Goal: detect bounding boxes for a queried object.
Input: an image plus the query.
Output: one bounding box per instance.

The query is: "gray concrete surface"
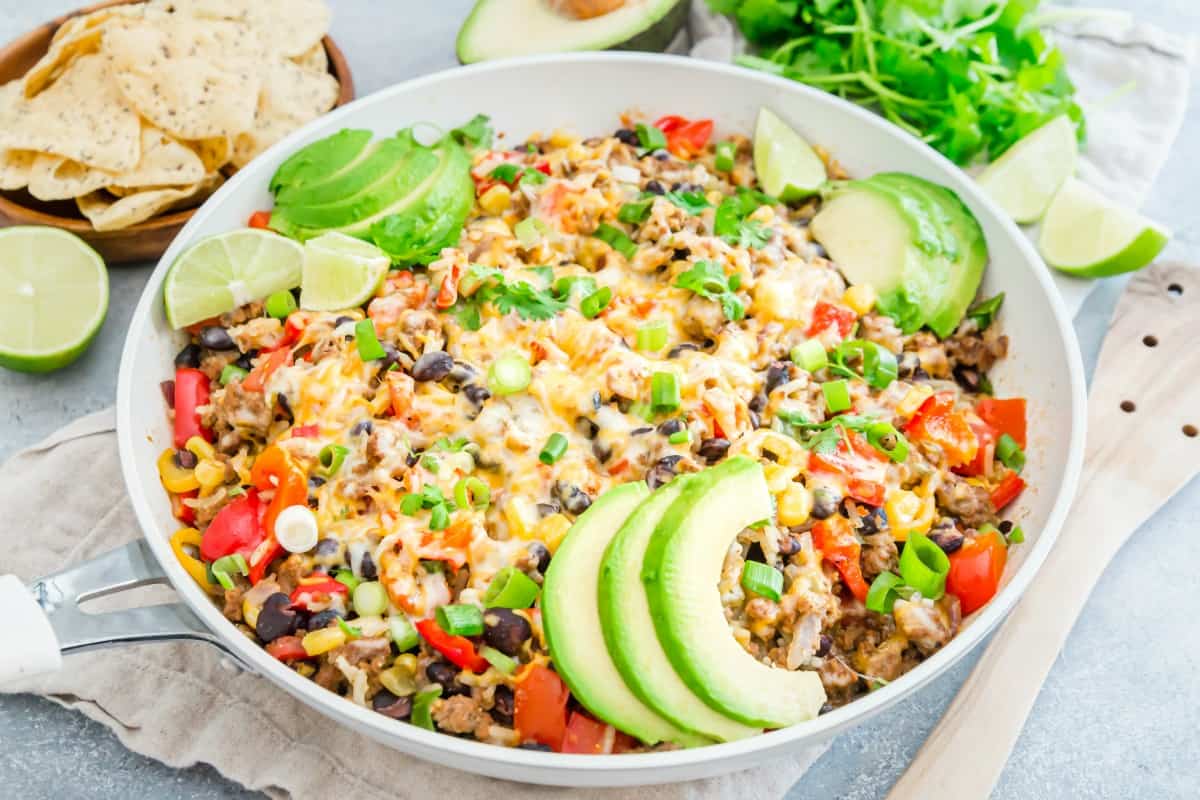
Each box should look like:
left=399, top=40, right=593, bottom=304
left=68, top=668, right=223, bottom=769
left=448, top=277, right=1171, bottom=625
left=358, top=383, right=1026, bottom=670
left=1, top=1, right=1197, bottom=798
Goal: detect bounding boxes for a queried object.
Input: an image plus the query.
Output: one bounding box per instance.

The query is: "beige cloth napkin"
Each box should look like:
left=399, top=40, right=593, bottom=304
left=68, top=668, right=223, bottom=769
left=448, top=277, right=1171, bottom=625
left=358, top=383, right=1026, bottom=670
left=0, top=410, right=824, bottom=799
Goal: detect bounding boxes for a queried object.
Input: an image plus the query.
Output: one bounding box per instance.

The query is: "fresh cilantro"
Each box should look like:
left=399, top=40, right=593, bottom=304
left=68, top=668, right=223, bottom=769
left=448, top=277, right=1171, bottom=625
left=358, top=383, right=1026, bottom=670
left=420, top=454, right=440, bottom=473
left=966, top=292, right=1005, bottom=330
left=448, top=264, right=567, bottom=327
left=618, top=199, right=654, bottom=224
left=520, top=167, right=547, bottom=186
left=489, top=163, right=523, bottom=184
left=674, top=260, right=745, bottom=321
left=776, top=412, right=910, bottom=463
left=434, top=436, right=470, bottom=452
left=526, top=265, right=554, bottom=285
left=661, top=190, right=712, bottom=214
left=449, top=114, right=493, bottom=149
left=552, top=275, right=598, bottom=301
left=713, top=188, right=775, bottom=249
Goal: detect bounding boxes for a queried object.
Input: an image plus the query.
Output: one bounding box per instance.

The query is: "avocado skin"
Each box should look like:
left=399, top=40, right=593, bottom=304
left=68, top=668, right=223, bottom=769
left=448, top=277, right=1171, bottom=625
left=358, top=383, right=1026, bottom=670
left=611, top=0, right=691, bottom=54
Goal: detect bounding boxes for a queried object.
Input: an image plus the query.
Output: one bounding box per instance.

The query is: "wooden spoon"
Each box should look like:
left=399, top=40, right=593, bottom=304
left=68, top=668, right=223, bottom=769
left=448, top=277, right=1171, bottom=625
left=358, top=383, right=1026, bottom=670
left=888, top=262, right=1200, bottom=799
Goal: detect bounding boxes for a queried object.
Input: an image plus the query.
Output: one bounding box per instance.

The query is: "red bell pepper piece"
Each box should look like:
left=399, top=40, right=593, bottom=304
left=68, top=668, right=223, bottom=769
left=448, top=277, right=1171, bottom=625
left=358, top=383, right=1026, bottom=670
left=806, top=300, right=857, bottom=339
left=808, top=430, right=889, bottom=488
left=653, top=115, right=687, bottom=133
left=247, top=210, right=272, bottom=229
left=990, top=470, right=1025, bottom=511
left=812, top=517, right=871, bottom=601
left=976, top=397, right=1027, bottom=449
left=243, top=348, right=292, bottom=393
left=266, top=635, right=309, bottom=661
left=289, top=424, right=320, bottom=438
left=171, top=489, right=198, bottom=525
left=514, top=664, right=570, bottom=751
left=173, top=368, right=212, bottom=449
left=534, top=162, right=551, bottom=176
left=652, top=115, right=714, bottom=158
left=905, top=391, right=979, bottom=468
left=415, top=618, right=489, bottom=673
left=200, top=490, right=263, bottom=562
left=957, top=417, right=998, bottom=477
left=562, top=712, right=611, bottom=755
left=946, top=529, right=1007, bottom=615
left=435, top=263, right=462, bottom=309
left=289, top=576, right=350, bottom=609
left=846, top=478, right=886, bottom=507
left=248, top=445, right=308, bottom=583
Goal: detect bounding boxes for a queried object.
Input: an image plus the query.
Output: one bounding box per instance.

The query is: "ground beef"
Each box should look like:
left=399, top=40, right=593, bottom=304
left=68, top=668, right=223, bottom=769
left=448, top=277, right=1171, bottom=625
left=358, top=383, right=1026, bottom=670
left=860, top=533, right=899, bottom=581
left=904, top=331, right=951, bottom=379
left=894, top=595, right=961, bottom=655
left=858, top=313, right=904, bottom=354
left=202, top=381, right=273, bottom=446
left=852, top=634, right=907, bottom=683
left=220, top=301, right=264, bottom=327
left=945, top=320, right=1009, bottom=373
left=314, top=660, right=342, bottom=691
left=935, top=473, right=995, bottom=528
left=331, top=637, right=391, bottom=678
left=274, top=554, right=307, bottom=596
left=817, top=657, right=860, bottom=703
left=433, top=694, right=488, bottom=736
left=199, top=351, right=237, bottom=382
left=186, top=487, right=232, bottom=528
left=222, top=586, right=245, bottom=622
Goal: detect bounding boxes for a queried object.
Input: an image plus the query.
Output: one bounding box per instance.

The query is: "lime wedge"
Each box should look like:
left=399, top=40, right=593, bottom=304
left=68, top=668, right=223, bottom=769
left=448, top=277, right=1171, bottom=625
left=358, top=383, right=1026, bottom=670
left=299, top=232, right=390, bottom=311
left=0, top=227, right=108, bottom=373
left=1039, top=178, right=1169, bottom=277
left=754, top=107, right=827, bottom=202
left=977, top=115, right=1077, bottom=224
left=164, top=229, right=303, bottom=329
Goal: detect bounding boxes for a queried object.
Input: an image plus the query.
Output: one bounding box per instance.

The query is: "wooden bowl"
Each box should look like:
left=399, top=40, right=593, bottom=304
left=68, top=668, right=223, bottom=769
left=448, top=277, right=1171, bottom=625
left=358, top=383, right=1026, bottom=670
left=0, top=0, right=355, bottom=264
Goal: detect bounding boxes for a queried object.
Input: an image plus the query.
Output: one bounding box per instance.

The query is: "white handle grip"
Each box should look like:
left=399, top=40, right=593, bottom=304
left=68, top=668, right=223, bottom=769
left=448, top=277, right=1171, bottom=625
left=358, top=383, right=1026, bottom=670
left=0, top=574, right=63, bottom=684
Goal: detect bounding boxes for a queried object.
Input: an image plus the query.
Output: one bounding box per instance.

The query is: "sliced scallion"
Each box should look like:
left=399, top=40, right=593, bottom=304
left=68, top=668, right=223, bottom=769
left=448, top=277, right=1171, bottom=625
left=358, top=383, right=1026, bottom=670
left=513, top=217, right=543, bottom=248
left=636, top=319, right=668, bottom=352
left=454, top=476, right=490, bottom=510
left=337, top=617, right=362, bottom=638
left=865, top=421, right=910, bottom=463
left=714, top=140, right=737, bottom=172
left=333, top=569, right=360, bottom=593
left=488, top=352, right=531, bottom=395
left=411, top=686, right=442, bottom=730
left=210, top=553, right=248, bottom=590
left=318, top=444, right=349, bottom=477
left=480, top=645, right=518, bottom=675
left=668, top=429, right=690, bottom=445
left=790, top=339, right=828, bottom=372
left=354, top=318, right=386, bottom=361
left=580, top=286, right=613, bottom=319
left=866, top=571, right=904, bottom=614
left=482, top=566, right=540, bottom=609
left=996, top=433, right=1025, bottom=473
left=436, top=603, right=484, bottom=637
left=898, top=531, right=950, bottom=599
left=740, top=560, right=784, bottom=601
left=592, top=223, right=637, bottom=259
left=352, top=581, right=388, bottom=616
left=539, top=432, right=568, bottom=465
left=265, top=290, right=297, bottom=319
left=618, top=199, right=653, bottom=225
left=389, top=615, right=420, bottom=651
left=219, top=364, right=248, bottom=385
left=651, top=372, right=681, bottom=412
left=822, top=379, right=852, bottom=413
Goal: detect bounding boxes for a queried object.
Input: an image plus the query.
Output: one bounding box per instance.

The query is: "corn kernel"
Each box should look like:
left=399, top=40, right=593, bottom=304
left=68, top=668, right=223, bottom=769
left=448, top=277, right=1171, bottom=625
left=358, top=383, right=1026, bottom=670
left=897, top=384, right=934, bottom=417
left=503, top=495, right=539, bottom=540
left=302, top=627, right=347, bottom=656
left=549, top=128, right=579, bottom=148
left=185, top=436, right=216, bottom=462
left=394, top=653, right=419, bottom=675
left=479, top=184, right=511, bottom=215
left=157, top=448, right=200, bottom=493
left=378, top=665, right=416, bottom=697
left=777, top=483, right=813, bottom=527
left=843, top=284, right=877, bottom=316
left=536, top=513, right=572, bottom=554
left=763, top=462, right=801, bottom=493
left=194, top=459, right=226, bottom=491
left=242, top=598, right=261, bottom=630
left=885, top=489, right=936, bottom=542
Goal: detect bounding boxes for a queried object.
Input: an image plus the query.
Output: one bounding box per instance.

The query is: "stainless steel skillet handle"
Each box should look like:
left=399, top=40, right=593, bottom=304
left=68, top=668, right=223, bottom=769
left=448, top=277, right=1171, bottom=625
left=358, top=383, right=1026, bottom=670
left=0, top=539, right=246, bottom=684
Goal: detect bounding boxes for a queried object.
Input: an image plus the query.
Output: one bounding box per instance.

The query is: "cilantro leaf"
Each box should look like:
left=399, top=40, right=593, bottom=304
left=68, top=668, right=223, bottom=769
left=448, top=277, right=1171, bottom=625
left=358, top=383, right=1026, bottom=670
left=662, top=191, right=712, bottom=214
left=713, top=188, right=774, bottom=249
left=674, top=260, right=745, bottom=321
left=450, top=114, right=493, bottom=150
left=449, top=264, right=567, bottom=326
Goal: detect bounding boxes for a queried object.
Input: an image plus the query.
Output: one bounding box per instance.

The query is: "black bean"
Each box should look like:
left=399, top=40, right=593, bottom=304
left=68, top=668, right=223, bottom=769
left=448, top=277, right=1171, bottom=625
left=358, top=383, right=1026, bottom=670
left=527, top=542, right=551, bottom=574
left=483, top=608, right=532, bottom=656
left=815, top=635, right=833, bottom=658
left=811, top=487, right=841, bottom=520
left=555, top=481, right=592, bottom=515
left=591, top=439, right=613, bottom=464
left=160, top=380, right=175, bottom=408
left=518, top=742, right=553, bottom=752
left=614, top=128, right=639, bottom=146
left=351, top=420, right=374, bottom=436
left=748, top=393, right=768, bottom=414
left=912, top=366, right=931, bottom=381
left=173, top=449, right=198, bottom=469
left=897, top=352, right=921, bottom=379
left=697, top=437, right=731, bottom=464
left=333, top=315, right=355, bottom=328
left=575, top=416, right=599, bottom=439
left=778, top=534, right=802, bottom=557
left=445, top=361, right=478, bottom=392
left=412, top=351, right=454, bottom=382
left=255, top=593, right=298, bottom=642
left=631, top=426, right=653, bottom=436
left=174, top=343, right=202, bottom=368
left=314, top=538, right=340, bottom=557
left=764, top=361, right=791, bottom=395
left=308, top=475, right=326, bottom=489
left=667, top=342, right=699, bottom=359
left=670, top=181, right=702, bottom=194
left=426, top=661, right=470, bottom=696
left=953, top=365, right=982, bottom=393
left=359, top=552, right=378, bottom=581
left=276, top=393, right=292, bottom=422
left=855, top=505, right=888, bottom=534
left=464, top=384, right=491, bottom=406
left=199, top=326, right=236, bottom=350
left=306, top=609, right=342, bottom=630
left=234, top=350, right=256, bottom=371
left=928, top=528, right=965, bottom=555
left=537, top=501, right=561, bottom=517
left=672, top=247, right=691, bottom=261
left=646, top=464, right=676, bottom=490
left=653, top=150, right=670, bottom=161
left=377, top=343, right=402, bottom=373
left=748, top=410, right=762, bottom=430
left=406, top=452, right=420, bottom=468
left=490, top=685, right=515, bottom=726
left=591, top=391, right=603, bottom=411
left=745, top=542, right=767, bottom=564
left=644, top=179, right=666, bottom=195
left=998, top=520, right=1013, bottom=534
left=657, top=418, right=684, bottom=437
left=372, top=690, right=413, bottom=720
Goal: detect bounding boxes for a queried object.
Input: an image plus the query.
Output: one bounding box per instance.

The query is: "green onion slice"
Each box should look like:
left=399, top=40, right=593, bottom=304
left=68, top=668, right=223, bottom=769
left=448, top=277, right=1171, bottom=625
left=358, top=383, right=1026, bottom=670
left=488, top=352, right=531, bottom=395
left=822, top=379, right=852, bottom=413
left=210, top=553, right=248, bottom=590
left=714, top=140, right=736, bottom=172
left=429, top=503, right=451, bottom=531
left=580, top=286, right=613, bottom=319
left=354, top=318, right=386, bottom=361
left=790, top=339, right=828, bottom=372
left=411, top=686, right=442, bottom=730
left=513, top=217, right=545, bottom=248
left=453, top=476, right=491, bottom=510
left=866, top=571, right=904, bottom=614
left=740, top=560, right=784, bottom=601
left=592, top=223, right=637, bottom=259
left=219, top=364, right=248, bottom=385
left=651, top=371, right=681, bottom=412
left=828, top=340, right=898, bottom=390
left=480, top=645, right=518, bottom=675
left=635, top=123, right=666, bottom=151
left=400, top=493, right=423, bottom=516
left=539, top=432, right=569, bottom=465
left=337, top=617, right=362, bottom=638
left=435, top=603, right=484, bottom=637
left=636, top=319, right=668, bottom=352
left=265, top=290, right=297, bottom=320
left=1007, top=525, right=1026, bottom=544
left=319, top=444, right=349, bottom=477
left=389, top=615, right=420, bottom=651
left=352, top=581, right=389, bottom=616
left=865, top=421, right=910, bottom=463
left=898, top=531, right=950, bottom=599
left=618, top=199, right=653, bottom=225
left=668, top=429, right=690, bottom=445
left=333, top=569, right=360, bottom=593
left=996, top=433, right=1025, bottom=473
left=482, top=566, right=540, bottom=609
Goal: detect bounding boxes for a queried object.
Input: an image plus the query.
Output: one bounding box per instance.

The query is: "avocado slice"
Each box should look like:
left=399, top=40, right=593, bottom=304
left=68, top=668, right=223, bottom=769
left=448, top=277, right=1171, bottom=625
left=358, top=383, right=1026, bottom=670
left=270, top=128, right=373, bottom=202
left=599, top=476, right=758, bottom=742
left=275, top=136, right=419, bottom=211
left=643, top=457, right=827, bottom=728
left=810, top=178, right=953, bottom=333
left=542, top=482, right=705, bottom=747
left=456, top=0, right=690, bottom=64
left=869, top=173, right=988, bottom=338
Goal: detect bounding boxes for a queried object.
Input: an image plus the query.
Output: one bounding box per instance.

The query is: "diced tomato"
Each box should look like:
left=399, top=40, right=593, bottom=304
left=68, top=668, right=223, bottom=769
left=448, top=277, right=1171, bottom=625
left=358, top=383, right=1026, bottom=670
left=243, top=348, right=292, bottom=393
left=289, top=576, right=350, bottom=609
left=946, top=529, right=1007, bottom=615
left=535, top=162, right=551, bottom=176
left=976, top=397, right=1027, bottom=449
left=415, top=618, right=489, bottom=673
left=905, top=391, right=979, bottom=468
left=562, top=713, right=612, bottom=755
left=279, top=312, right=311, bottom=348
left=990, top=470, right=1025, bottom=510
left=289, top=424, right=320, bottom=438
left=173, top=368, right=212, bottom=449
left=200, top=491, right=264, bottom=562
left=846, top=478, right=886, bottom=506
left=957, top=417, right=998, bottom=477
left=436, top=263, right=462, bottom=309
left=266, top=636, right=309, bottom=661
left=653, top=115, right=688, bottom=133
left=171, top=489, right=198, bottom=525
left=514, top=665, right=570, bottom=751
left=812, top=517, right=870, bottom=601
left=806, top=301, right=857, bottom=339
left=247, top=210, right=272, bottom=229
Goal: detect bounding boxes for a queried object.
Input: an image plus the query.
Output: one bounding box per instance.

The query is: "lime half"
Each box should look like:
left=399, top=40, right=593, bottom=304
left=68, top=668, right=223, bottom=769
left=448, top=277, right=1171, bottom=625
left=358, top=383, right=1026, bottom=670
left=1039, top=177, right=1169, bottom=278
left=977, top=115, right=1077, bottom=224
left=163, top=228, right=304, bottom=329
left=0, top=226, right=108, bottom=373
left=299, top=232, right=390, bottom=311
left=754, top=107, right=827, bottom=202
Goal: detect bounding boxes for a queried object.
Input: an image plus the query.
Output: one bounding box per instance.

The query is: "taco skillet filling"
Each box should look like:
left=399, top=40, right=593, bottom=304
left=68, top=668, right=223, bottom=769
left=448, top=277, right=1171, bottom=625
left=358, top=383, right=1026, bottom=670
left=159, top=115, right=1026, bottom=752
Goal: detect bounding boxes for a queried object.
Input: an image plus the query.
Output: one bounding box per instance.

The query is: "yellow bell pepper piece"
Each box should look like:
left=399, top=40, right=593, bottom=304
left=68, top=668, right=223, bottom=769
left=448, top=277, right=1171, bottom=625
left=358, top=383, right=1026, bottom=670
left=896, top=385, right=934, bottom=418
left=194, top=459, right=226, bottom=493
left=536, top=513, right=573, bottom=554
left=842, top=284, right=877, bottom=316
left=479, top=184, right=511, bottom=215
left=185, top=436, right=217, bottom=462
left=885, top=489, right=936, bottom=542
left=170, top=528, right=214, bottom=592
left=158, top=448, right=200, bottom=493
left=302, top=627, right=347, bottom=657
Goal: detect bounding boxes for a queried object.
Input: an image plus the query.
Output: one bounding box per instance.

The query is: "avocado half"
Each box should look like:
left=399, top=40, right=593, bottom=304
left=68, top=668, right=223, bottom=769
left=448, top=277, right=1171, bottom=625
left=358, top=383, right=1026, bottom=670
left=457, top=0, right=690, bottom=64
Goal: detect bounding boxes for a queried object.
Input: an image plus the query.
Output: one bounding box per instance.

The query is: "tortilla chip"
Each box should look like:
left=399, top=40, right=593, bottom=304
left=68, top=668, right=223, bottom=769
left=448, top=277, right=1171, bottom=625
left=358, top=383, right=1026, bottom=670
left=186, top=136, right=233, bottom=173
left=76, top=172, right=223, bottom=231
left=150, top=0, right=330, bottom=57
left=31, top=6, right=161, bottom=97
left=28, top=154, right=115, bottom=201
left=0, top=149, right=37, bottom=191
left=50, top=4, right=149, bottom=46
left=232, top=59, right=339, bottom=167
left=114, top=125, right=207, bottom=188
left=104, top=18, right=264, bottom=140
left=0, top=56, right=140, bottom=172
left=292, top=42, right=328, bottom=74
